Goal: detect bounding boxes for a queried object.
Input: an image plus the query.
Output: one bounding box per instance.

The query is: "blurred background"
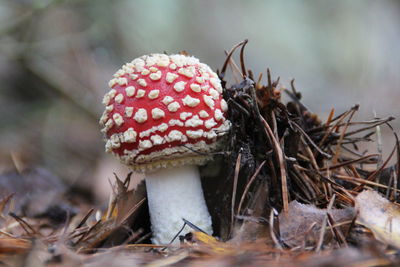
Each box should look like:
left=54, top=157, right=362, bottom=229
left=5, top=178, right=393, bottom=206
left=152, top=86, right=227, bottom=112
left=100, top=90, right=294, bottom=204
left=1, top=0, right=399, bottom=203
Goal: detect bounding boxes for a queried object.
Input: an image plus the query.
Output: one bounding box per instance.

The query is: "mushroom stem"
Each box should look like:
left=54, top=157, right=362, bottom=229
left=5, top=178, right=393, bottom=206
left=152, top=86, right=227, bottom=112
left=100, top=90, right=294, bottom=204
left=145, top=165, right=212, bottom=244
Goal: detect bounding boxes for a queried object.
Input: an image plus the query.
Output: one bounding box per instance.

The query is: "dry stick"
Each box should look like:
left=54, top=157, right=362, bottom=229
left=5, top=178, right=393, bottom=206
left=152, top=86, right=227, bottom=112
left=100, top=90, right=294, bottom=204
left=0, top=194, right=14, bottom=217
left=75, top=208, right=94, bottom=230
left=269, top=209, right=283, bottom=250
left=230, top=151, right=242, bottom=237
left=290, top=121, right=332, bottom=159
left=302, top=138, right=320, bottom=171
left=316, top=194, right=336, bottom=252
left=75, top=219, right=102, bottom=245
left=335, top=174, right=400, bottom=193
left=223, top=50, right=242, bottom=84
left=343, top=116, right=395, bottom=137
left=239, top=39, right=249, bottom=77
left=326, top=108, right=335, bottom=128
left=318, top=107, right=355, bottom=148
left=353, top=144, right=396, bottom=192
left=260, top=116, right=289, bottom=212
left=8, top=213, right=37, bottom=236
left=119, top=198, right=146, bottom=225
left=220, top=40, right=248, bottom=79
left=332, top=106, right=359, bottom=166
left=236, top=160, right=267, bottom=216
left=319, top=154, right=380, bottom=171
left=327, top=213, right=348, bottom=247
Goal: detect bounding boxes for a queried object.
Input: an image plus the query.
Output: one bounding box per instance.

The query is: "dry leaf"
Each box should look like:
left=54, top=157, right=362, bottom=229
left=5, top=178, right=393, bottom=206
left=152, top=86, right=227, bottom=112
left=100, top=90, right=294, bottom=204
left=355, top=190, right=400, bottom=248
left=279, top=201, right=355, bottom=247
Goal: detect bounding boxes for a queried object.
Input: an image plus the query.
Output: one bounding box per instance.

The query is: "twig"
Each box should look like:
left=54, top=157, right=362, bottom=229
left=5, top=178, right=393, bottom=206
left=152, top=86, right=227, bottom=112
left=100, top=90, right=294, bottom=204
left=230, top=150, right=242, bottom=236
left=316, top=194, right=336, bottom=252
left=260, top=116, right=289, bottom=212
left=236, top=160, right=266, bottom=216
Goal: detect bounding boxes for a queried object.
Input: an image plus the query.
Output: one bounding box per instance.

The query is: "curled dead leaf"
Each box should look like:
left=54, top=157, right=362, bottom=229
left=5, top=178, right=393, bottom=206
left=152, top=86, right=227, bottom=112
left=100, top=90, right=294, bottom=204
left=279, top=201, right=355, bottom=247
left=355, top=190, right=400, bottom=248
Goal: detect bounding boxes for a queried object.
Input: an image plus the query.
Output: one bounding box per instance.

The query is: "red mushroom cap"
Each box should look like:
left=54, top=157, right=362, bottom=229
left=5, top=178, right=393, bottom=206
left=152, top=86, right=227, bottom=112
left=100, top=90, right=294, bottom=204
left=100, top=54, right=230, bottom=172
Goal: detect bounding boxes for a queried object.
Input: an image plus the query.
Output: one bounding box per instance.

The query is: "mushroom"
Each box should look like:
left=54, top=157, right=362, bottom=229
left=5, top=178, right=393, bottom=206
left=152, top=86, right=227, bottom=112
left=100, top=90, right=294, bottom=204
left=100, top=54, right=230, bottom=244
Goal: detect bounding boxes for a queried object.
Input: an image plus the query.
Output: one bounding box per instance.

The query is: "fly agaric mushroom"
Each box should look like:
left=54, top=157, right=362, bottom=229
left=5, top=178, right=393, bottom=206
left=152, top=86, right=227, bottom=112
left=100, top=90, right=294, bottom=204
left=100, top=54, right=230, bottom=244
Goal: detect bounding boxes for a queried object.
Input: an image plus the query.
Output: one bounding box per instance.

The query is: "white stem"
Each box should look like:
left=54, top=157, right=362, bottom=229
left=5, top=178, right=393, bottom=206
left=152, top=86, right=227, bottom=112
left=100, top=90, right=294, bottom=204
left=145, top=165, right=212, bottom=244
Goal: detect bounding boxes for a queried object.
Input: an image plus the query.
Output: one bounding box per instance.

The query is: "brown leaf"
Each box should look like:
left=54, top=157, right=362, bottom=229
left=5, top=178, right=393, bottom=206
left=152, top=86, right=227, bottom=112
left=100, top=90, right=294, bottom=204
left=279, top=201, right=355, bottom=247
left=355, top=190, right=400, bottom=248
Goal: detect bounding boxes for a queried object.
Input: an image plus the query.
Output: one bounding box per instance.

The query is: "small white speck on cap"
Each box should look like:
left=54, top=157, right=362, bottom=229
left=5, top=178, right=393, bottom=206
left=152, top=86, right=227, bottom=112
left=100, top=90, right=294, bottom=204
left=149, top=67, right=158, bottom=72
left=150, top=135, right=164, bottom=145
left=182, top=95, right=200, bottom=107
left=139, top=139, right=153, bottom=149
left=186, top=129, right=204, bottom=139
left=196, top=76, right=205, bottom=84
left=122, top=64, right=134, bottom=74
left=115, top=93, right=124, bottom=103
left=125, top=86, right=136, bottom=97
left=102, top=94, right=111, bottom=106
left=180, top=112, right=193, bottom=121
left=162, top=96, right=174, bottom=105
left=99, top=111, right=108, bottom=124
left=178, top=66, right=195, bottom=78
left=167, top=101, right=180, bottom=112
left=169, top=63, right=177, bottom=70
left=152, top=108, right=165, bottom=119
left=209, top=89, right=219, bottom=100
left=137, top=79, right=147, bottom=87
left=106, top=105, right=114, bottom=112
left=141, top=69, right=150, bottom=75
left=168, top=119, right=184, bottom=126
left=170, top=55, right=186, bottom=67
left=139, top=128, right=152, bottom=138
left=123, top=128, right=137, bottom=143
left=124, top=107, right=134, bottom=117
left=136, top=89, right=146, bottom=98
left=185, top=115, right=203, bottom=127
left=158, top=123, right=168, bottom=132
left=174, top=81, right=186, bottom=92
left=113, top=69, right=125, bottom=78
left=210, top=77, right=223, bottom=93
left=108, top=79, right=117, bottom=88
left=205, top=118, right=217, bottom=129
left=130, top=74, right=138, bottom=80
left=149, top=71, right=162, bottom=81
left=117, top=77, right=128, bottom=86
left=148, top=90, right=160, bottom=99
left=102, top=118, right=114, bottom=133
left=134, top=108, right=148, bottom=123
left=110, top=134, right=121, bottom=148
left=105, top=139, right=112, bottom=152
left=190, top=83, right=201, bottom=93
left=167, top=130, right=184, bottom=142
left=166, top=72, right=178, bottom=83
left=132, top=58, right=145, bottom=67
left=156, top=54, right=170, bottom=67
left=113, top=113, right=124, bottom=127
left=108, top=89, right=117, bottom=98
left=199, top=110, right=209, bottom=118
left=221, top=99, right=228, bottom=112
left=203, top=95, right=215, bottom=109
left=214, top=109, right=223, bottom=121
left=201, top=85, right=209, bottom=91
